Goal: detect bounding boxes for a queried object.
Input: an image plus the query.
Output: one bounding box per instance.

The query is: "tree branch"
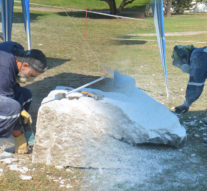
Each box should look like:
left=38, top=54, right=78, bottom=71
left=119, top=0, right=135, bottom=12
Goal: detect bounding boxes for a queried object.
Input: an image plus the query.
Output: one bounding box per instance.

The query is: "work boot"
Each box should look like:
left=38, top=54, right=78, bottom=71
left=15, top=134, right=28, bottom=154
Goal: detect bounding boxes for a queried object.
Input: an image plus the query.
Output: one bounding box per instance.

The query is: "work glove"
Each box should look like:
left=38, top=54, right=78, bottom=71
left=174, top=104, right=189, bottom=114
left=21, top=110, right=32, bottom=125
left=15, top=134, right=28, bottom=154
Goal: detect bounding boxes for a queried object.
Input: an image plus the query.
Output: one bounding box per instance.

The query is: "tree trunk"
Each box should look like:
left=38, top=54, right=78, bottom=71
left=109, top=0, right=117, bottom=14
left=145, top=4, right=151, bottom=17
left=165, top=0, right=173, bottom=17
left=101, top=0, right=117, bottom=14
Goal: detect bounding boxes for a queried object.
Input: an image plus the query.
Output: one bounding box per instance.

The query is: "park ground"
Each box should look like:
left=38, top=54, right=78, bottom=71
left=0, top=3, right=207, bottom=191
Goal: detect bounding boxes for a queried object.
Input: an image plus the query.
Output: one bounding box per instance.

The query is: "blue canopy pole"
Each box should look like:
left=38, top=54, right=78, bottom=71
left=21, top=0, right=31, bottom=50
left=0, top=0, right=14, bottom=41
left=151, top=0, right=169, bottom=97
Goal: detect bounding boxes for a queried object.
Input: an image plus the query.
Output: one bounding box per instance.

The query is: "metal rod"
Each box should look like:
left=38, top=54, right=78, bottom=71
left=66, top=76, right=105, bottom=96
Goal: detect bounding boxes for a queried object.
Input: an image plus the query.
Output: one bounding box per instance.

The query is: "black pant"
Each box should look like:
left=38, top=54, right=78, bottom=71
left=0, top=87, right=32, bottom=138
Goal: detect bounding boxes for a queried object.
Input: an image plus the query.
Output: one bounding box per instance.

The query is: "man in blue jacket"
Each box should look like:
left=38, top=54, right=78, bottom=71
left=172, top=45, right=207, bottom=113
left=0, top=41, right=47, bottom=154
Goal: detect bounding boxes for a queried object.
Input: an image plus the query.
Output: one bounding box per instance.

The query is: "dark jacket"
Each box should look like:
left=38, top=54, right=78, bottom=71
left=0, top=51, right=18, bottom=98
left=185, top=47, right=207, bottom=106
left=0, top=41, right=24, bottom=55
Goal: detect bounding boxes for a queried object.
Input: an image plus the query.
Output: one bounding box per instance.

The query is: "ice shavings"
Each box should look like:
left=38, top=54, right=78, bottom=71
left=19, top=174, right=32, bottom=180
left=8, top=164, right=29, bottom=173
left=55, top=165, right=64, bottom=169
left=0, top=151, right=16, bottom=164
left=0, top=151, right=13, bottom=159
left=1, top=157, right=17, bottom=164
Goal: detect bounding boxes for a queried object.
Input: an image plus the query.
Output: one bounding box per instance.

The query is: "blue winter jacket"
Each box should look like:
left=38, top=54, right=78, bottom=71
left=186, top=47, right=207, bottom=106
left=0, top=41, right=24, bottom=98
left=0, top=51, right=18, bottom=98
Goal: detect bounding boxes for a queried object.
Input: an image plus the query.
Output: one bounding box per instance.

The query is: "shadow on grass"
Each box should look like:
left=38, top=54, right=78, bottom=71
left=27, top=72, right=113, bottom=100
left=27, top=72, right=100, bottom=100
left=46, top=57, right=71, bottom=70
left=13, top=7, right=146, bottom=21
left=111, top=34, right=147, bottom=45
left=13, top=12, right=51, bottom=23
left=57, top=11, right=114, bottom=19
left=56, top=6, right=146, bottom=19
left=112, top=39, right=147, bottom=45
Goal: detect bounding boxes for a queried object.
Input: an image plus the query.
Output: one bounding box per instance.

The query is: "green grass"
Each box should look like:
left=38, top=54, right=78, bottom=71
left=28, top=0, right=150, bottom=9
left=0, top=162, right=81, bottom=191
left=29, top=0, right=107, bottom=9
left=164, top=13, right=207, bottom=32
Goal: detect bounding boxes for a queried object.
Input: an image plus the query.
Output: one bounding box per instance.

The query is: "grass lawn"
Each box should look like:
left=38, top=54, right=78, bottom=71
left=0, top=6, right=207, bottom=190
left=27, top=0, right=150, bottom=9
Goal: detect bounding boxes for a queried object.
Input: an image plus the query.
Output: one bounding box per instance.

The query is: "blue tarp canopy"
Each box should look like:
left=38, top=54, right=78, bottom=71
left=0, top=0, right=31, bottom=50
left=151, top=0, right=169, bottom=97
